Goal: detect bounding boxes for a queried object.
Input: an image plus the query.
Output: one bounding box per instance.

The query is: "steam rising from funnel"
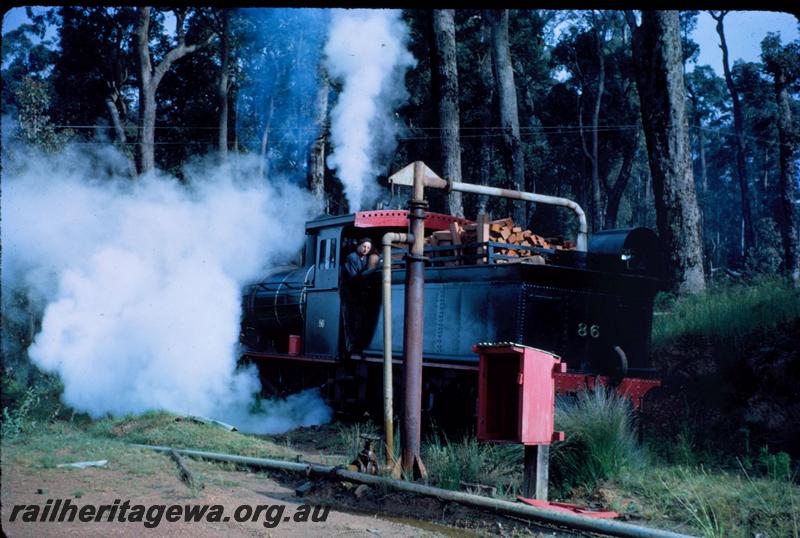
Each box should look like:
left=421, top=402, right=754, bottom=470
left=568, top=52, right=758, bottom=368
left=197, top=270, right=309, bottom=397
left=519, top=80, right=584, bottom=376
left=1, top=145, right=331, bottom=433
left=324, top=9, right=416, bottom=211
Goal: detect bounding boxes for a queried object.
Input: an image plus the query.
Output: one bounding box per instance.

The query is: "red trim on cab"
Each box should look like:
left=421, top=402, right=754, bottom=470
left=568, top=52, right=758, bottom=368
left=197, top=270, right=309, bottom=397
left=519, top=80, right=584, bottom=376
left=354, top=210, right=473, bottom=231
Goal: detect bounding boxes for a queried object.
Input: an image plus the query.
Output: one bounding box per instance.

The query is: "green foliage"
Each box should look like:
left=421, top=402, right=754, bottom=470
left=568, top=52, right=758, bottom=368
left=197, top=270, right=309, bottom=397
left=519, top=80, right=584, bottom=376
left=48, top=6, right=137, bottom=130
left=14, top=76, right=72, bottom=152
left=1, top=385, right=43, bottom=441
left=745, top=218, right=784, bottom=274
left=669, top=423, right=698, bottom=467
left=757, top=447, right=793, bottom=482
left=1, top=370, right=64, bottom=442
left=1, top=7, right=56, bottom=115
left=550, top=385, right=642, bottom=494
left=652, top=277, right=800, bottom=351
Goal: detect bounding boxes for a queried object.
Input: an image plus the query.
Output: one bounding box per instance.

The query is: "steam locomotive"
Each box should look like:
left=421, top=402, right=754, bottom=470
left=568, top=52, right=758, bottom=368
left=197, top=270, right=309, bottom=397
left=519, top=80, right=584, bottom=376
left=239, top=178, right=665, bottom=422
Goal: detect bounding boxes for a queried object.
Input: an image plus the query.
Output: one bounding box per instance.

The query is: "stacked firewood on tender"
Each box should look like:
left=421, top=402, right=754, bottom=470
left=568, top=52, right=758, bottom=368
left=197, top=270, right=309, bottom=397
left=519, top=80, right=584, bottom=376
left=424, top=214, right=576, bottom=265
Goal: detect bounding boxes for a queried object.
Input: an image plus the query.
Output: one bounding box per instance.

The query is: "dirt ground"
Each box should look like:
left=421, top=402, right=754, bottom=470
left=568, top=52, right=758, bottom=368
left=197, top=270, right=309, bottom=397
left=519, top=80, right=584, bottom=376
left=2, top=454, right=452, bottom=537
left=1, top=431, right=579, bottom=537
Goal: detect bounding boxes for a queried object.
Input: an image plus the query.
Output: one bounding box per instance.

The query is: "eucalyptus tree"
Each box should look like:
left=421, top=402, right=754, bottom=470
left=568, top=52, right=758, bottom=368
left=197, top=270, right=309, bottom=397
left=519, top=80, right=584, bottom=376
left=217, top=9, right=231, bottom=160
left=135, top=7, right=217, bottom=175
left=233, top=9, right=328, bottom=184
left=308, top=66, right=329, bottom=211
left=432, top=9, right=464, bottom=217
left=685, top=65, right=727, bottom=194
left=47, top=7, right=138, bottom=175
left=710, top=10, right=755, bottom=253
left=626, top=10, right=705, bottom=294
left=445, top=11, right=494, bottom=216
left=550, top=11, right=639, bottom=230
left=484, top=9, right=526, bottom=226
left=1, top=7, right=56, bottom=118
left=761, top=33, right=800, bottom=283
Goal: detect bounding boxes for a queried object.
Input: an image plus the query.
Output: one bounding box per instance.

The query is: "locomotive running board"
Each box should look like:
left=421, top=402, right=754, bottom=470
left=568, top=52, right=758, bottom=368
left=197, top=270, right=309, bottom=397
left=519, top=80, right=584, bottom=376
left=242, top=351, right=660, bottom=408
left=240, top=350, right=338, bottom=364
left=554, top=372, right=661, bottom=409
left=356, top=356, right=661, bottom=408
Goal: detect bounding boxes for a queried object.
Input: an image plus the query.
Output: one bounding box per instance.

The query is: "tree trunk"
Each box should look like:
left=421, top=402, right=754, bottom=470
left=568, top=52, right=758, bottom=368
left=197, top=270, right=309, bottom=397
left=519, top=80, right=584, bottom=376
left=135, top=7, right=155, bottom=174
left=477, top=14, right=495, bottom=214
left=604, top=128, right=639, bottom=229
left=627, top=10, right=706, bottom=294
left=712, top=11, right=755, bottom=253
left=105, top=93, right=126, bottom=145
left=232, top=85, right=239, bottom=152
left=773, top=67, right=800, bottom=283
left=259, top=96, right=275, bottom=180
left=636, top=170, right=650, bottom=227
left=138, top=88, right=157, bottom=175
left=432, top=9, right=464, bottom=217
left=308, top=70, right=329, bottom=213
left=135, top=7, right=216, bottom=175
left=696, top=114, right=708, bottom=193
left=218, top=9, right=230, bottom=161
left=591, top=20, right=606, bottom=232
left=105, top=93, right=137, bottom=179
left=687, top=87, right=709, bottom=194
left=485, top=9, right=526, bottom=226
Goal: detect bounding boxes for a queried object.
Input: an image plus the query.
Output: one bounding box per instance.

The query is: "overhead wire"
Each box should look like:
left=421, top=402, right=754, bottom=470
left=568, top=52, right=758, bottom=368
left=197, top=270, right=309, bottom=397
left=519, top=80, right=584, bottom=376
left=47, top=123, right=780, bottom=146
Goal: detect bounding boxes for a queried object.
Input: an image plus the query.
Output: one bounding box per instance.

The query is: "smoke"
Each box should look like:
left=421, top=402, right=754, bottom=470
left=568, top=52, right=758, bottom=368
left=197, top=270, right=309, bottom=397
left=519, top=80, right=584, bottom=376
left=1, top=144, right=332, bottom=433
left=324, top=9, right=416, bottom=211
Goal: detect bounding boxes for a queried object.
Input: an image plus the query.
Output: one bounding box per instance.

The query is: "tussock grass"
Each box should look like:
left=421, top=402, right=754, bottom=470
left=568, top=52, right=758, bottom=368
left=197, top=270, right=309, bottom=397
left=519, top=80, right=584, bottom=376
left=337, top=421, right=379, bottom=463
left=617, top=464, right=800, bottom=538
left=423, top=435, right=523, bottom=496
left=652, top=277, right=800, bottom=351
left=551, top=385, right=642, bottom=493
left=424, top=435, right=484, bottom=491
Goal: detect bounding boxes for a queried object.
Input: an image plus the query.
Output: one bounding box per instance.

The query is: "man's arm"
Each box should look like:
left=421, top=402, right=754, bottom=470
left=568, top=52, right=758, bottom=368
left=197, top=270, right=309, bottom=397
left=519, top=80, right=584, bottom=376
left=362, top=253, right=382, bottom=276
left=343, top=252, right=363, bottom=280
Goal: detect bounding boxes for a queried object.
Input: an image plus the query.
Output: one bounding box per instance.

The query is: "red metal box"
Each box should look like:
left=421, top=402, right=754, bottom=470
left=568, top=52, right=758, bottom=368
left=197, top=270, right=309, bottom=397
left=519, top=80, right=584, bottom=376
left=475, top=343, right=565, bottom=445
left=288, top=334, right=302, bottom=356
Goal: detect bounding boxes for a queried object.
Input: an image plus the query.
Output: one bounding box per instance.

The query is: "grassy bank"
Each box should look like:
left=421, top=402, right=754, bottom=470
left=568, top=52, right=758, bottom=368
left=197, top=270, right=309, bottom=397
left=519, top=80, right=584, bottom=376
left=1, top=413, right=302, bottom=470
left=651, top=276, right=800, bottom=352
left=616, top=464, right=799, bottom=538
left=419, top=386, right=800, bottom=537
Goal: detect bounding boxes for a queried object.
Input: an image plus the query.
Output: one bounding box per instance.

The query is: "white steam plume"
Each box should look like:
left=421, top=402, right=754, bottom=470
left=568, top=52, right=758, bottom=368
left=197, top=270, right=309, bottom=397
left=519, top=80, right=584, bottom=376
left=324, top=9, right=416, bottom=211
left=1, top=145, right=331, bottom=433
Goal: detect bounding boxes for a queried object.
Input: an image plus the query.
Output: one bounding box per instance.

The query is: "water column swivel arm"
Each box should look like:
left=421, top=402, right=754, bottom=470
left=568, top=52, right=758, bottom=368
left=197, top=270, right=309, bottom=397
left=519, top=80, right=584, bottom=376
left=388, top=161, right=589, bottom=252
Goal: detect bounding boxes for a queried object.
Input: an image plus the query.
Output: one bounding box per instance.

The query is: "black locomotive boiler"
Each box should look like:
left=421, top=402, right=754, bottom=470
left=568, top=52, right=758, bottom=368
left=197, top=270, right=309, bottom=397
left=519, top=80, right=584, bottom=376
left=239, top=207, right=664, bottom=420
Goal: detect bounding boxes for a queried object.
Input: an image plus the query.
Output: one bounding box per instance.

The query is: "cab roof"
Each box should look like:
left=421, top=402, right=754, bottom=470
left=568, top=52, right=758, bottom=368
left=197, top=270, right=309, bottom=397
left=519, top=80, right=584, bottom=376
left=305, top=210, right=473, bottom=233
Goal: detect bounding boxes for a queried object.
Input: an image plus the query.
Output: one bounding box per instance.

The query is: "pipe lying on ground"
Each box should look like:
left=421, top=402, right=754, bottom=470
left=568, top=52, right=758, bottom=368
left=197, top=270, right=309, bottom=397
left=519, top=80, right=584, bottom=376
left=381, top=231, right=412, bottom=467
left=132, top=444, right=691, bottom=538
